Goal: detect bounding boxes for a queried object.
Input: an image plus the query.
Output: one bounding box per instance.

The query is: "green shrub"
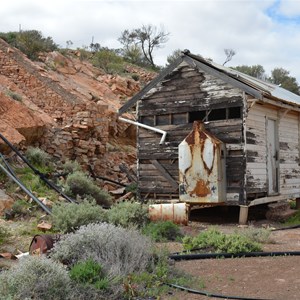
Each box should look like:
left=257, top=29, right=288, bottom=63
left=240, top=227, right=272, bottom=244
left=70, top=259, right=109, bottom=290
left=25, top=147, right=51, bottom=167
left=92, top=48, right=125, bottom=74
left=51, top=223, right=153, bottom=278
left=9, top=199, right=32, bottom=218
left=142, top=221, right=183, bottom=242
left=51, top=200, right=107, bottom=233
left=0, top=30, right=58, bottom=60
left=63, top=159, right=82, bottom=173
left=0, top=256, right=72, bottom=300
left=284, top=209, right=300, bottom=226
left=0, top=225, right=9, bottom=245
left=6, top=90, right=22, bottom=101
left=64, top=171, right=112, bottom=207
left=107, top=201, right=149, bottom=228
left=182, top=227, right=262, bottom=254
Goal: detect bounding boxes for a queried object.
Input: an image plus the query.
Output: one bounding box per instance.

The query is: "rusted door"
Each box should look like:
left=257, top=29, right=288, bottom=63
left=267, top=119, right=279, bottom=195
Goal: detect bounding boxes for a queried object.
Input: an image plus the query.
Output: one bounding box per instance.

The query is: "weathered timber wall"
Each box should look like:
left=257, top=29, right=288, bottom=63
left=137, top=62, right=245, bottom=201
left=245, top=102, right=300, bottom=200
left=278, top=111, right=300, bottom=197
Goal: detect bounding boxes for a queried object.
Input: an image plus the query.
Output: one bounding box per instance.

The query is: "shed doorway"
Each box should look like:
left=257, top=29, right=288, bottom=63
left=267, top=118, right=279, bottom=195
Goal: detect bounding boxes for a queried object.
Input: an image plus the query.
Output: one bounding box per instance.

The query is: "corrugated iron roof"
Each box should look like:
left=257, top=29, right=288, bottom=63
left=187, top=52, right=300, bottom=106
left=118, top=51, right=300, bottom=114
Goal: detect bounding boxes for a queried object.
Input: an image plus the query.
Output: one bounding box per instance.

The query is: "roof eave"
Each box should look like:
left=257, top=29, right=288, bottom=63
left=118, top=55, right=185, bottom=115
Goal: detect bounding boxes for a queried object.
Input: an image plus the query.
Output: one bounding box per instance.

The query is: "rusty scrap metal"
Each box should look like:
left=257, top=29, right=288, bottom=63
left=29, top=234, right=61, bottom=256
left=178, top=121, right=226, bottom=204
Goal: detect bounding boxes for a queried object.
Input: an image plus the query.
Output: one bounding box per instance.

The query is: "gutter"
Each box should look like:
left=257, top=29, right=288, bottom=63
left=118, top=117, right=167, bottom=144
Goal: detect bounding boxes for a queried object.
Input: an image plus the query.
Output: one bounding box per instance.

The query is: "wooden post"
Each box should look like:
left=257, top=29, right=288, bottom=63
left=296, top=198, right=300, bottom=210
left=239, top=205, right=249, bottom=225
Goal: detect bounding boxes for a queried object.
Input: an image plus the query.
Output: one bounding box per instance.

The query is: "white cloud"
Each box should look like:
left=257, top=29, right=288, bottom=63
left=0, top=0, right=299, bottom=83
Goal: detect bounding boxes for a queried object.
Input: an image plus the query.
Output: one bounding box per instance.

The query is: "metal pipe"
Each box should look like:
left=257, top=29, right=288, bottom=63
left=118, top=117, right=167, bottom=144
left=166, top=283, right=271, bottom=300
left=0, top=162, right=52, bottom=215
left=0, top=132, right=75, bottom=203
left=169, top=251, right=300, bottom=261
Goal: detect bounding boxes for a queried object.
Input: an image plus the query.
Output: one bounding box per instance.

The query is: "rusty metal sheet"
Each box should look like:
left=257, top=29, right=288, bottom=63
left=179, top=121, right=226, bottom=203
left=29, top=234, right=61, bottom=256
left=149, top=203, right=190, bottom=225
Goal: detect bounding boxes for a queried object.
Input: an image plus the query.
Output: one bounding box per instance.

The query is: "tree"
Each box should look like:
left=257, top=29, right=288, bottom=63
left=223, top=48, right=236, bottom=65
left=119, top=24, right=169, bottom=69
left=92, top=47, right=124, bottom=74
left=166, top=49, right=182, bottom=66
left=233, top=65, right=266, bottom=80
left=270, top=68, right=300, bottom=95
left=233, top=64, right=300, bottom=95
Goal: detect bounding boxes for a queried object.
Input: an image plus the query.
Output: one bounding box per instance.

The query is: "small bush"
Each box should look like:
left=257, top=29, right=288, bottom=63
left=240, top=227, right=272, bottom=244
left=142, top=221, right=183, bottom=242
left=284, top=209, right=300, bottom=226
left=51, top=223, right=153, bottom=278
left=107, top=201, right=149, bottom=228
left=9, top=199, right=32, bottom=218
left=0, top=256, right=72, bottom=300
left=0, top=225, right=9, bottom=245
left=63, top=159, right=82, bottom=173
left=51, top=200, right=107, bottom=233
left=64, top=171, right=112, bottom=207
left=182, top=227, right=262, bottom=254
left=25, top=147, right=51, bottom=167
left=6, top=90, right=22, bottom=101
left=70, top=259, right=109, bottom=290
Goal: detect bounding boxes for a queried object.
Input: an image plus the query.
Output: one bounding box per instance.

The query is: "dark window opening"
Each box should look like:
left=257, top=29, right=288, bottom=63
left=208, top=108, right=226, bottom=121
left=189, top=111, right=206, bottom=123
left=228, top=107, right=241, bottom=119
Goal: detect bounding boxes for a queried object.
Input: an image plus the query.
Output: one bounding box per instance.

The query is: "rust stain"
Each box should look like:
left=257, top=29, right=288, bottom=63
left=190, top=179, right=211, bottom=197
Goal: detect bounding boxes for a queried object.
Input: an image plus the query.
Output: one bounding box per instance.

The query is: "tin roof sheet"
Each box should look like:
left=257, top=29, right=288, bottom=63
left=190, top=53, right=300, bottom=106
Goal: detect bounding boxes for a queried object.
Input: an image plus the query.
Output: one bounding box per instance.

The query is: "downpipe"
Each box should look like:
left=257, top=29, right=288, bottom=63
left=118, top=117, right=167, bottom=144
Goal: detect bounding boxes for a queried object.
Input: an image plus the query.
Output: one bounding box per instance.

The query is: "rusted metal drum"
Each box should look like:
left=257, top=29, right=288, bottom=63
left=149, top=203, right=190, bottom=225
left=29, top=234, right=61, bottom=256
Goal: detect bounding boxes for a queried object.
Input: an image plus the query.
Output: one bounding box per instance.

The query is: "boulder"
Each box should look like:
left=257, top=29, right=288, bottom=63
left=0, top=189, right=14, bottom=216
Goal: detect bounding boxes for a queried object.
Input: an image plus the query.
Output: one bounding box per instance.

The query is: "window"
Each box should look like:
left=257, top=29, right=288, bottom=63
left=189, top=106, right=242, bottom=123
left=189, top=111, right=206, bottom=123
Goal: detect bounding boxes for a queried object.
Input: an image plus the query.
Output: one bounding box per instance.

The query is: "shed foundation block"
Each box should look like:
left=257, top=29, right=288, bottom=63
left=239, top=205, right=249, bottom=225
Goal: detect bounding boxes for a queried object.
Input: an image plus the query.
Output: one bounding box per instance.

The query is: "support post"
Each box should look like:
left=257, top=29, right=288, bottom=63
left=296, top=198, right=300, bottom=210
left=239, top=205, right=249, bottom=225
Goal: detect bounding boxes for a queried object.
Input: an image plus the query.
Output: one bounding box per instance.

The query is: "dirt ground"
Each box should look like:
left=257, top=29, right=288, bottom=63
left=165, top=222, right=300, bottom=300
left=1, top=213, right=300, bottom=300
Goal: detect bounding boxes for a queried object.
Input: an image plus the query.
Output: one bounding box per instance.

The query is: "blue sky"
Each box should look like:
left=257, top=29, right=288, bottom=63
left=1, top=0, right=300, bottom=84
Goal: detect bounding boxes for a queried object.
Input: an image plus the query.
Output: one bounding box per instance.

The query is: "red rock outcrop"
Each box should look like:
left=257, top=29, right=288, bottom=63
left=0, top=38, right=156, bottom=180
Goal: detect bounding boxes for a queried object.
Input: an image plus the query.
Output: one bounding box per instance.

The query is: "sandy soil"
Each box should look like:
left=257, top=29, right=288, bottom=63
left=165, top=225, right=300, bottom=300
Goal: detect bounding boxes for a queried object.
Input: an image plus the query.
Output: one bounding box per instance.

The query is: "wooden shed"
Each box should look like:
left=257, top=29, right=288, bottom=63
left=119, top=50, right=300, bottom=222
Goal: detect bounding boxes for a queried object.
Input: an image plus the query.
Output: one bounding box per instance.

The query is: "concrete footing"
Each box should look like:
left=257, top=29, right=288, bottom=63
left=239, top=205, right=249, bottom=225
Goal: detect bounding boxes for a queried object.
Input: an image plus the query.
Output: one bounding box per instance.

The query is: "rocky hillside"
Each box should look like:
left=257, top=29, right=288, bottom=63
left=0, top=38, right=156, bottom=183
